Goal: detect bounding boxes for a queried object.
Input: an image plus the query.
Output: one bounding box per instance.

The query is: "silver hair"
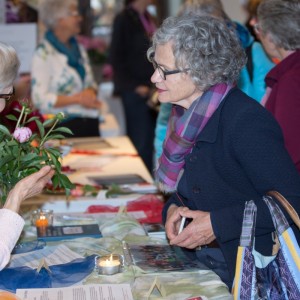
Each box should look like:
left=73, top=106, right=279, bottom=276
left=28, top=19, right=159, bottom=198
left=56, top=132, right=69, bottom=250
left=0, top=42, right=20, bottom=90
left=257, top=0, right=300, bottom=50
left=39, top=0, right=77, bottom=29
left=147, top=14, right=246, bottom=91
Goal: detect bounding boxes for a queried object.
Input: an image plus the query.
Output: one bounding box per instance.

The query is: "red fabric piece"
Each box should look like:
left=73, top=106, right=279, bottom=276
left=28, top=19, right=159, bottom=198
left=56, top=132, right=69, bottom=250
left=86, top=194, right=164, bottom=224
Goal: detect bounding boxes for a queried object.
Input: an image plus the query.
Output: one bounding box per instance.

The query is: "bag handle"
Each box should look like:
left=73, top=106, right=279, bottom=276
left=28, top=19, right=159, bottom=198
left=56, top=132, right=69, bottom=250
left=263, top=196, right=290, bottom=235
left=240, top=200, right=257, bottom=247
left=267, top=191, right=300, bottom=230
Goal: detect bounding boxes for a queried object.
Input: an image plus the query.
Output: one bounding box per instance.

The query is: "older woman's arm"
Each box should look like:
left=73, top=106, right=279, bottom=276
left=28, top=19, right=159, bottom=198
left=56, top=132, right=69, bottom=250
left=0, top=166, right=54, bottom=270
left=0, top=209, right=24, bottom=270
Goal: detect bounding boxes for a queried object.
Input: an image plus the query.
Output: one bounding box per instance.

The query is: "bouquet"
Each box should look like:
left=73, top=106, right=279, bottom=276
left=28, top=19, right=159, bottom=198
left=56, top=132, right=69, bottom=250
left=0, top=101, right=74, bottom=205
left=77, top=35, right=108, bottom=65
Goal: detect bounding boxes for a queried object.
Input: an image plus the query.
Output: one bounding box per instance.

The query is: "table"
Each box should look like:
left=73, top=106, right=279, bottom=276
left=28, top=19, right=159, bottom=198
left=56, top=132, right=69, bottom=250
left=22, top=136, right=154, bottom=212
left=15, top=136, right=232, bottom=299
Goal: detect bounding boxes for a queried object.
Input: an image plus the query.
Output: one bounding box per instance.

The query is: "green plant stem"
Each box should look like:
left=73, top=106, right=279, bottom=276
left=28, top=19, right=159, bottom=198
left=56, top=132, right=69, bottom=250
left=22, top=112, right=28, bottom=125
left=39, top=119, right=59, bottom=147
left=15, top=105, right=26, bottom=129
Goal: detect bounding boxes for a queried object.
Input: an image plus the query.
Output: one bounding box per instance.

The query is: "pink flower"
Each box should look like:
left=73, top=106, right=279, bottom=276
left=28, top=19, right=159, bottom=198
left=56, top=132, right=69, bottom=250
left=70, top=186, right=84, bottom=197
left=13, top=127, right=32, bottom=143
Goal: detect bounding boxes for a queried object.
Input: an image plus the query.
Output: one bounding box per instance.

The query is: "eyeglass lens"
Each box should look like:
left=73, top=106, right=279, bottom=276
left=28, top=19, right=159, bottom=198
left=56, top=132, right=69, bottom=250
left=151, top=57, right=166, bottom=80
left=0, top=87, right=14, bottom=101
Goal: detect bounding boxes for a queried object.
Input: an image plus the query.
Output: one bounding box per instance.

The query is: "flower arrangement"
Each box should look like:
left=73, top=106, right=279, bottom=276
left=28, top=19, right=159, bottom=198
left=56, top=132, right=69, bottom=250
left=77, top=35, right=108, bottom=65
left=0, top=101, right=74, bottom=205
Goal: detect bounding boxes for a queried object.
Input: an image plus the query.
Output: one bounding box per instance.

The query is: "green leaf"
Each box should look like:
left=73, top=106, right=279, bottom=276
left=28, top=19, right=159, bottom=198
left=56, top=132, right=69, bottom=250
left=65, top=188, right=71, bottom=197
left=0, top=154, right=15, bottom=168
left=52, top=174, right=59, bottom=188
left=59, top=173, right=74, bottom=189
left=25, top=116, right=40, bottom=123
left=5, top=114, right=18, bottom=121
left=43, top=119, right=55, bottom=127
left=0, top=125, right=11, bottom=136
left=35, top=119, right=45, bottom=138
left=52, top=127, right=73, bottom=135
left=44, top=134, right=66, bottom=140
left=20, top=152, right=39, bottom=162
left=48, top=152, right=61, bottom=171
left=45, top=147, right=61, bottom=157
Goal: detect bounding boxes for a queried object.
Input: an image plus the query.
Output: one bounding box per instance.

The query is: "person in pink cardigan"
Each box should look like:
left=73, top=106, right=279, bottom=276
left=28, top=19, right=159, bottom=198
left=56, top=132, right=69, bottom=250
left=0, top=42, right=54, bottom=270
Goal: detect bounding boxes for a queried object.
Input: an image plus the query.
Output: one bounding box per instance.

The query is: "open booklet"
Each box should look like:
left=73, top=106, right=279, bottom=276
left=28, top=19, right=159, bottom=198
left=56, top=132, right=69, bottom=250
left=16, top=284, right=133, bottom=300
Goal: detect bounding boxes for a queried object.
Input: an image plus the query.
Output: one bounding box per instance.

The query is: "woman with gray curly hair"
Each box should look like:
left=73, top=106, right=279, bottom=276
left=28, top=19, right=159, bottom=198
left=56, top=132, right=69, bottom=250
left=149, top=14, right=300, bottom=288
left=257, top=0, right=300, bottom=174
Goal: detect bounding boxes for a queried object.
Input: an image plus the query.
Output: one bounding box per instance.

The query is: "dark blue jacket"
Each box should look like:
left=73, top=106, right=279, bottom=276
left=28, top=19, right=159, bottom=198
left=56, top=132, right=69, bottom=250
left=162, top=87, right=300, bottom=280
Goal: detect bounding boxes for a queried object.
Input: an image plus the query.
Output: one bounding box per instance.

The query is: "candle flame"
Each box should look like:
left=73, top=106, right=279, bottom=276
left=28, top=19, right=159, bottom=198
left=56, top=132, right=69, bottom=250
left=105, top=254, right=113, bottom=264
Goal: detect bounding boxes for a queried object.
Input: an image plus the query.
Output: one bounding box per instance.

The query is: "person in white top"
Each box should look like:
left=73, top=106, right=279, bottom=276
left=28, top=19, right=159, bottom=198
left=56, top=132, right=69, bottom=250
left=31, top=0, right=103, bottom=137
left=0, top=42, right=54, bottom=270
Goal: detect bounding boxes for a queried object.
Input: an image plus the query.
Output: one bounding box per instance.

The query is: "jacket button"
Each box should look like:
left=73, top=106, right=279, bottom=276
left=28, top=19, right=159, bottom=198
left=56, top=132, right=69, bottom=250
left=193, top=187, right=201, bottom=193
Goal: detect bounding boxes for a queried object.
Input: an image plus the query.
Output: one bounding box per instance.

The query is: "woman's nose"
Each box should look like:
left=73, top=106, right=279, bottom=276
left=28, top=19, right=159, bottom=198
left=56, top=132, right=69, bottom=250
left=151, top=69, right=162, bottom=83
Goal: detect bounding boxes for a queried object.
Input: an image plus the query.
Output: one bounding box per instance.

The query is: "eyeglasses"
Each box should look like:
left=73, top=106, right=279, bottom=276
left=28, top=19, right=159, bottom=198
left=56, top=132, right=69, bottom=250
left=0, top=87, right=15, bottom=102
left=149, top=53, right=190, bottom=80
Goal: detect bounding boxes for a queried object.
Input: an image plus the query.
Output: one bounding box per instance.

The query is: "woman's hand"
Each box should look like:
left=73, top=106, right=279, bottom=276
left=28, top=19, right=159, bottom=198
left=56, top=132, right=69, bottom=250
left=167, top=208, right=216, bottom=249
left=73, top=88, right=102, bottom=109
left=165, top=204, right=189, bottom=240
left=4, top=166, right=55, bottom=213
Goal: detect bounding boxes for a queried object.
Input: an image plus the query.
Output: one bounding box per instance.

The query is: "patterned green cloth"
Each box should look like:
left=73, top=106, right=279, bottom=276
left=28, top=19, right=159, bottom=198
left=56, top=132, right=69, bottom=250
left=22, top=212, right=232, bottom=299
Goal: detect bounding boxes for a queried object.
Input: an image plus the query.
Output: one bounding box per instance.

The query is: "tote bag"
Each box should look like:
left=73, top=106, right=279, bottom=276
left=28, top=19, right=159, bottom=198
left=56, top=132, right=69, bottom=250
left=232, top=192, right=300, bottom=300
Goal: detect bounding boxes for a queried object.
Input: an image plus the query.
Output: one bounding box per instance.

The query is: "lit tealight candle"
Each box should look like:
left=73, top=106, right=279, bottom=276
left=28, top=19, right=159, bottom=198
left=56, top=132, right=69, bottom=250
left=98, top=254, right=121, bottom=275
left=35, top=215, right=49, bottom=227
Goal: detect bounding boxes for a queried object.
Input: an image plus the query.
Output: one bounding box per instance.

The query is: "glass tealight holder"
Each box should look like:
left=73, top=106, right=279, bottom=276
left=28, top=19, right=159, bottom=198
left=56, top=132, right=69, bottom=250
left=0, top=289, right=21, bottom=300
left=95, top=254, right=124, bottom=275
left=31, top=209, right=53, bottom=227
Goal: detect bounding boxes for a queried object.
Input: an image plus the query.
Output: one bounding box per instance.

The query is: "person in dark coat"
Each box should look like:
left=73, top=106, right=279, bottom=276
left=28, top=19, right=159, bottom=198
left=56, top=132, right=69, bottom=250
left=109, top=0, right=157, bottom=173
left=148, top=13, right=300, bottom=289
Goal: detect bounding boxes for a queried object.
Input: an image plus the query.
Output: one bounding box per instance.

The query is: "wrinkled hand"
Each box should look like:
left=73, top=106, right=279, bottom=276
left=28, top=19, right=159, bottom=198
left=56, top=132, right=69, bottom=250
left=4, top=166, right=55, bottom=212
left=74, top=89, right=102, bottom=109
left=165, top=204, right=188, bottom=240
left=166, top=206, right=216, bottom=249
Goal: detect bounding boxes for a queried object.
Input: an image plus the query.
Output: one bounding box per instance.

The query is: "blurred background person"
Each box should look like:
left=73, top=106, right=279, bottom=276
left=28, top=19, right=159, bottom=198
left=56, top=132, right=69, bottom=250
left=243, top=0, right=261, bottom=41
left=0, top=42, right=54, bottom=270
left=257, top=0, right=300, bottom=174
left=179, top=0, right=273, bottom=102
left=109, top=0, right=158, bottom=173
left=31, top=0, right=103, bottom=137
left=153, top=0, right=273, bottom=166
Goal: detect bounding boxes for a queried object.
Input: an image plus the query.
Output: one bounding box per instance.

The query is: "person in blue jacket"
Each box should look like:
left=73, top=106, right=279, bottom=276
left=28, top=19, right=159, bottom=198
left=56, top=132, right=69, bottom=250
left=153, top=0, right=274, bottom=166
left=148, top=13, right=300, bottom=289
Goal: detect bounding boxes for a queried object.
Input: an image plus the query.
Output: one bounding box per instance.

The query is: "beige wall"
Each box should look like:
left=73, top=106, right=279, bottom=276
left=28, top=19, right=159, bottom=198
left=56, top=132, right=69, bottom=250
left=168, top=0, right=248, bottom=24
left=221, top=0, right=248, bottom=23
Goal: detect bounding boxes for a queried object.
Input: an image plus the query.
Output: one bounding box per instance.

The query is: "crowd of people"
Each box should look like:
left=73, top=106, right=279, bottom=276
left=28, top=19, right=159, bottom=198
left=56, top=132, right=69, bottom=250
left=0, top=0, right=300, bottom=292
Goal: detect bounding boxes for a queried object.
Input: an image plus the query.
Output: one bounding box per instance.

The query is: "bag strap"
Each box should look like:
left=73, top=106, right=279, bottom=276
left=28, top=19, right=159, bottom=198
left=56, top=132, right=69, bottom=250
left=263, top=196, right=290, bottom=235
left=267, top=190, right=300, bottom=230
left=240, top=200, right=257, bottom=247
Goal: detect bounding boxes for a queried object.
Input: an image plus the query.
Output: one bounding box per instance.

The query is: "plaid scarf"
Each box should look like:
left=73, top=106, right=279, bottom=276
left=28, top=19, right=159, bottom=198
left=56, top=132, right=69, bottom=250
left=155, top=83, right=233, bottom=193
